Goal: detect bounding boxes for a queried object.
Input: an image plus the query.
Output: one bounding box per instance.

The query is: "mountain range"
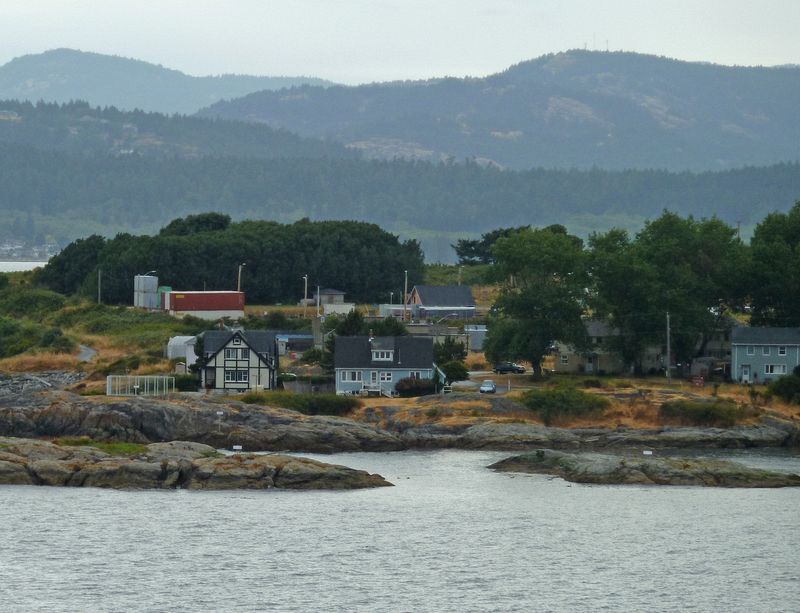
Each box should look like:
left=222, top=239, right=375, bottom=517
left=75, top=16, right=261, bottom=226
left=0, top=49, right=334, bottom=115
left=199, top=50, right=800, bottom=172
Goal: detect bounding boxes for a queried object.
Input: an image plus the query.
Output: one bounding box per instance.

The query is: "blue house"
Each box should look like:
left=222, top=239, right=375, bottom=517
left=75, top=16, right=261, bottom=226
left=335, top=336, right=435, bottom=396
left=731, top=327, right=800, bottom=384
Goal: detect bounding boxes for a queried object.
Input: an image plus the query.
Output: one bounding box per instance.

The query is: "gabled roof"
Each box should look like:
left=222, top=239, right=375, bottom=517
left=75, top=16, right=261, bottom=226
left=732, top=327, right=800, bottom=345
left=335, top=336, right=434, bottom=369
left=411, top=285, right=475, bottom=307
left=203, top=329, right=277, bottom=356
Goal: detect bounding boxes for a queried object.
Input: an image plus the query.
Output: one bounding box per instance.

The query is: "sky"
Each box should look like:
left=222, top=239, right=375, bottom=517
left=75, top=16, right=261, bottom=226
left=0, top=0, right=798, bottom=84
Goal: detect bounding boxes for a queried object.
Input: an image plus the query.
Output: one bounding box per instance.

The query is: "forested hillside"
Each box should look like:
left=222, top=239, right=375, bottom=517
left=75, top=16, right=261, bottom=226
left=0, top=49, right=334, bottom=114
left=1, top=141, right=798, bottom=260
left=0, top=100, right=354, bottom=159
left=199, top=50, right=800, bottom=171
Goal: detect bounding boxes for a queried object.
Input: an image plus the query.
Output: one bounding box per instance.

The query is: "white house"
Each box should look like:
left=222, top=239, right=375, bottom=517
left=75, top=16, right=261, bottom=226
left=200, top=329, right=278, bottom=392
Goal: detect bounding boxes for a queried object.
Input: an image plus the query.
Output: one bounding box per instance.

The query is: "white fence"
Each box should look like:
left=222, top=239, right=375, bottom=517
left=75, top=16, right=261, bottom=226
left=106, top=375, right=176, bottom=397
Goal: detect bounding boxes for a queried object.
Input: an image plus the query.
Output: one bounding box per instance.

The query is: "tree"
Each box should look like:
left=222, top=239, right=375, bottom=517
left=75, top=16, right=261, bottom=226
left=749, top=202, right=800, bottom=326
left=486, top=227, right=588, bottom=375
left=160, top=213, right=231, bottom=236
left=434, top=337, right=467, bottom=364
left=453, top=226, right=529, bottom=265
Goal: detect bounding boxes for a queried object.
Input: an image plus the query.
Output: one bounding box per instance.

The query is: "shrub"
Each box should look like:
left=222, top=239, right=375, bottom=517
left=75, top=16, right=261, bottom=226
left=658, top=399, right=750, bottom=427
left=174, top=374, right=199, bottom=392
left=440, top=360, right=469, bottom=382
left=520, top=387, right=610, bottom=426
left=299, top=348, right=324, bottom=364
left=237, top=391, right=361, bottom=416
left=768, top=374, right=800, bottom=404
left=39, top=328, right=76, bottom=354
left=395, top=377, right=437, bottom=397
left=582, top=378, right=604, bottom=388
left=0, top=288, right=65, bottom=320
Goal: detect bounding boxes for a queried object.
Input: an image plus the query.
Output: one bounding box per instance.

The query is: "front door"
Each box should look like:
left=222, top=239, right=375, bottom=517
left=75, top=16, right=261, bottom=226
left=371, top=371, right=378, bottom=386
left=741, top=364, right=751, bottom=384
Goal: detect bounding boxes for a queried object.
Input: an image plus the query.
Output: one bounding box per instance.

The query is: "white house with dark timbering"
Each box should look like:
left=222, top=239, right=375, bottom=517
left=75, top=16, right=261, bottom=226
left=200, top=329, right=278, bottom=392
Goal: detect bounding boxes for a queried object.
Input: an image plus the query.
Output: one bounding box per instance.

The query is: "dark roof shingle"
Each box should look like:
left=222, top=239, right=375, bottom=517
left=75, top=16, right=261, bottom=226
left=732, top=327, right=800, bottom=345
left=412, top=285, right=475, bottom=307
left=335, top=336, right=434, bottom=369
left=203, top=330, right=277, bottom=356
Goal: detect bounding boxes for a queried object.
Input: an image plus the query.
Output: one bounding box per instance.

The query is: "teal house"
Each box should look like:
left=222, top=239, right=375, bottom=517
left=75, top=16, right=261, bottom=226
left=731, top=327, right=800, bottom=384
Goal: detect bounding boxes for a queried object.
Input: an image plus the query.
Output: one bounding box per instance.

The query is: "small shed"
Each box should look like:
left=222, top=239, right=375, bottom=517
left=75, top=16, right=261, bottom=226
left=166, top=335, right=198, bottom=367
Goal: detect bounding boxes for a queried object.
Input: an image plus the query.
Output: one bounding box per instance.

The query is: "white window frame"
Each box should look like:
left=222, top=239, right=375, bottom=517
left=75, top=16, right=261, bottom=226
left=560, top=354, right=569, bottom=364
left=233, top=336, right=241, bottom=345
left=762, top=346, right=770, bottom=356
left=410, top=371, right=421, bottom=380
left=372, top=350, right=394, bottom=361
left=237, top=370, right=249, bottom=382
left=380, top=372, right=393, bottom=382
left=746, top=346, right=754, bottom=355
left=778, top=346, right=787, bottom=356
left=765, top=364, right=787, bottom=375
left=240, top=348, right=249, bottom=360
left=225, top=348, right=236, bottom=359
left=340, top=370, right=346, bottom=382
left=348, top=371, right=362, bottom=382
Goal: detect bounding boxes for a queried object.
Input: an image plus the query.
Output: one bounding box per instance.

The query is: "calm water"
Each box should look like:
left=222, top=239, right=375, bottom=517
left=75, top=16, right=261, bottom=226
left=0, top=449, right=798, bottom=612
left=0, top=261, right=48, bottom=272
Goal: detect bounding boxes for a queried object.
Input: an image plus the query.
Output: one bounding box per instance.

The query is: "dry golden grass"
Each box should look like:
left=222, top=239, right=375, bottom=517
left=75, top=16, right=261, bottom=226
left=0, top=352, right=81, bottom=372
left=471, top=285, right=501, bottom=309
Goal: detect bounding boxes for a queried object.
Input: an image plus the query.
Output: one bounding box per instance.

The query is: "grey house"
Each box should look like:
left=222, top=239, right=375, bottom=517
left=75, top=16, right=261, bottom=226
left=335, top=336, right=435, bottom=396
left=201, top=329, right=278, bottom=392
left=731, top=327, right=800, bottom=384
left=407, top=285, right=476, bottom=319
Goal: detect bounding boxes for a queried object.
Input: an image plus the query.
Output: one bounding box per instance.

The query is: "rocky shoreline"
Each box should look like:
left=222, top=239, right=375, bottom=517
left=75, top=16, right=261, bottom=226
left=0, top=437, right=390, bottom=490
left=1, top=388, right=797, bottom=453
left=489, top=449, right=800, bottom=487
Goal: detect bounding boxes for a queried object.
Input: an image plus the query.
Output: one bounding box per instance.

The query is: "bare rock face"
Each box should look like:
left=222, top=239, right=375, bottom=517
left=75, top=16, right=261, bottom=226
left=489, top=449, right=800, bottom=488
left=0, top=437, right=391, bottom=490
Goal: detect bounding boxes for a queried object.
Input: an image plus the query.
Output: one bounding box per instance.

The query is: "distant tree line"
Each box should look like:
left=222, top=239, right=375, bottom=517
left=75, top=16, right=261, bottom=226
left=484, top=203, right=800, bottom=374
left=35, top=214, right=425, bottom=305
left=1, top=139, right=798, bottom=250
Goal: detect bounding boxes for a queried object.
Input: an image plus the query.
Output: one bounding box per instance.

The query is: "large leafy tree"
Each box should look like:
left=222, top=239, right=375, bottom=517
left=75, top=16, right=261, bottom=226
left=453, top=226, right=530, bottom=265
left=749, top=202, right=800, bottom=326
left=485, top=227, right=588, bottom=375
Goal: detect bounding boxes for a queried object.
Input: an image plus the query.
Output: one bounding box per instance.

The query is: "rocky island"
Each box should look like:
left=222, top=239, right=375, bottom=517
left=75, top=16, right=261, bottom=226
left=0, top=437, right=391, bottom=490
left=489, top=449, right=800, bottom=488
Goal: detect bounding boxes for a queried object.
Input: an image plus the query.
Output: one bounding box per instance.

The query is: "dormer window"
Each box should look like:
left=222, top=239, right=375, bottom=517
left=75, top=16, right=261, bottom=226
left=233, top=336, right=241, bottom=345
left=372, top=350, right=394, bottom=361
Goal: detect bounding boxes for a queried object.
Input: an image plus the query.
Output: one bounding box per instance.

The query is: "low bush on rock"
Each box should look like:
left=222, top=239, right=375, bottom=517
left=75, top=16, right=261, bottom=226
left=658, top=399, right=751, bottom=427
left=520, top=387, right=610, bottom=425
left=238, top=391, right=361, bottom=416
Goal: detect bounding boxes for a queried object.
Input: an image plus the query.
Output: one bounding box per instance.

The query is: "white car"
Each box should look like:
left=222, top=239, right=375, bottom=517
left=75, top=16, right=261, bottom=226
left=479, top=380, right=497, bottom=394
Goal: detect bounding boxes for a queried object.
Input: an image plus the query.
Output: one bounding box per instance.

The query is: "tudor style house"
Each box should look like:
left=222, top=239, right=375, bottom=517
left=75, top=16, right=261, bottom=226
left=334, top=336, right=435, bottom=396
left=731, top=327, right=800, bottom=384
left=406, top=285, right=476, bottom=319
left=200, top=329, right=278, bottom=392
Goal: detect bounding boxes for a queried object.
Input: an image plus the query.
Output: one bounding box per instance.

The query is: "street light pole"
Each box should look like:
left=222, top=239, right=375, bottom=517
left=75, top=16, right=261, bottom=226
left=302, top=275, right=308, bottom=318
left=403, top=270, right=408, bottom=321
left=237, top=263, right=246, bottom=292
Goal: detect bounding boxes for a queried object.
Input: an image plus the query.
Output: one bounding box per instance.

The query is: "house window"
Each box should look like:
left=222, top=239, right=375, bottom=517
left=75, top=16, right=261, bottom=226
left=340, top=370, right=346, bottom=382
left=779, top=346, right=787, bottom=356
left=746, top=346, right=754, bottom=355
left=348, top=371, right=362, bottom=382
left=410, top=371, right=421, bottom=380
left=372, top=350, right=394, bottom=361
left=225, top=348, right=236, bottom=359
left=233, top=337, right=241, bottom=345
left=225, top=370, right=248, bottom=382
left=240, top=348, right=249, bottom=360
left=380, top=372, right=392, bottom=382
left=765, top=364, right=787, bottom=375
left=762, top=346, right=770, bottom=356
left=560, top=354, right=569, bottom=364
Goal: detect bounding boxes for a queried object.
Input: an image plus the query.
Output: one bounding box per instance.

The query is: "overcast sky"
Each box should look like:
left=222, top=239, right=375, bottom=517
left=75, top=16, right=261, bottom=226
left=1, top=0, right=798, bottom=84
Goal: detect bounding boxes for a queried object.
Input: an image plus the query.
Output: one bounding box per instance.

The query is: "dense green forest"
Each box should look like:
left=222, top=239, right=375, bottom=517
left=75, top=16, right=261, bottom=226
left=35, top=214, right=426, bottom=304
left=483, top=203, right=800, bottom=374
left=0, top=100, right=353, bottom=160
left=200, top=50, right=800, bottom=171
left=0, top=49, right=334, bottom=115
left=1, top=140, right=798, bottom=259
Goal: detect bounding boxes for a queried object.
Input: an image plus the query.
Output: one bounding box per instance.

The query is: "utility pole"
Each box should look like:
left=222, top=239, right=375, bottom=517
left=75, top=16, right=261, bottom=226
left=97, top=268, right=101, bottom=304
left=666, top=311, right=672, bottom=385
left=458, top=266, right=463, bottom=286
left=302, top=275, right=308, bottom=318
left=237, top=263, right=246, bottom=292
left=403, top=270, right=408, bottom=321
left=316, top=285, right=321, bottom=317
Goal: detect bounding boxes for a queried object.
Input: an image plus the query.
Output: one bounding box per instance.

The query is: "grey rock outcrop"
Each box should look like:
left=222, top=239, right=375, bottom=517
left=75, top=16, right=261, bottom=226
left=0, top=437, right=390, bottom=490
left=489, top=449, right=800, bottom=487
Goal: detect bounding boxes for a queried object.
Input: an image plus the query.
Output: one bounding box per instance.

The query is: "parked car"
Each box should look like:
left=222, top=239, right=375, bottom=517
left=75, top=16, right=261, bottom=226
left=493, top=362, right=525, bottom=374
left=479, top=380, right=497, bottom=394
